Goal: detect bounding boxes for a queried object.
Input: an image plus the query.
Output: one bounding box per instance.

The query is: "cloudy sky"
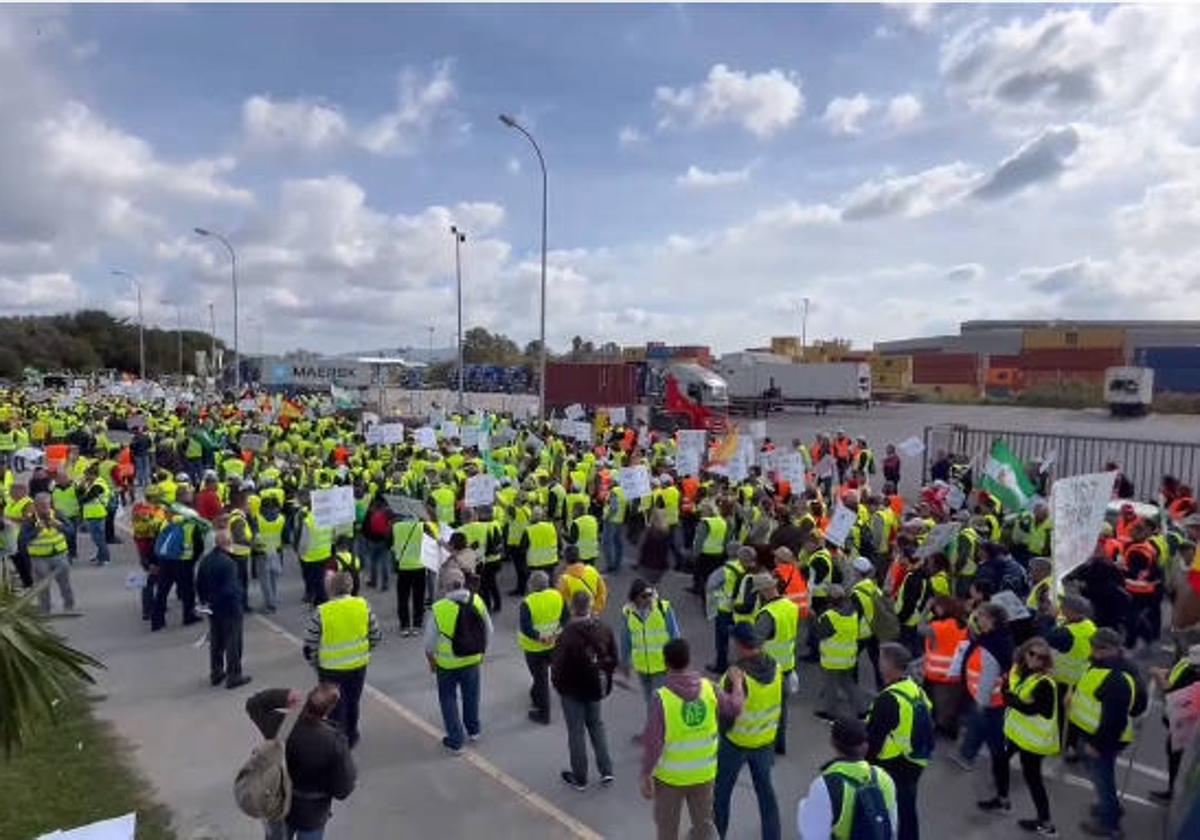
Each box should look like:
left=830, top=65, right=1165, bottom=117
left=2, top=3, right=1199, bottom=356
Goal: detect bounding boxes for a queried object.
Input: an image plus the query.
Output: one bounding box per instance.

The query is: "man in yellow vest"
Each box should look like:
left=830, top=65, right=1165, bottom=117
left=392, top=513, right=434, bottom=636
left=797, top=718, right=898, bottom=840
left=558, top=545, right=608, bottom=616
left=519, top=570, right=567, bottom=725
left=51, top=471, right=80, bottom=563
left=3, top=481, right=34, bottom=587
left=621, top=578, right=681, bottom=729
left=602, top=477, right=627, bottom=573
left=1045, top=594, right=1096, bottom=761
left=714, top=623, right=782, bottom=840
left=20, top=493, right=75, bottom=614
left=298, top=491, right=335, bottom=606
left=567, top=501, right=601, bottom=565
left=424, top=566, right=492, bottom=753
left=1068, top=628, right=1147, bottom=838
left=814, top=585, right=865, bottom=721
left=520, top=507, right=559, bottom=589
left=303, top=571, right=381, bottom=748
left=639, top=638, right=719, bottom=840
left=752, top=572, right=800, bottom=757
left=253, top=495, right=286, bottom=613
left=691, top=502, right=729, bottom=602
left=866, top=643, right=934, bottom=840
left=227, top=490, right=255, bottom=611
left=79, top=464, right=111, bottom=566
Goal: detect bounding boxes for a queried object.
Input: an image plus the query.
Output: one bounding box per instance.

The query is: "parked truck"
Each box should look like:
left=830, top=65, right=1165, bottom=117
left=649, top=362, right=729, bottom=433
left=715, top=353, right=871, bottom=413
left=1104, top=366, right=1154, bottom=416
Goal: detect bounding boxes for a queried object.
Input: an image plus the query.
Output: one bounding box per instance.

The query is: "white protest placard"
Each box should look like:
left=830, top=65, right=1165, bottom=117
left=1051, top=470, right=1117, bottom=592
left=759, top=449, right=779, bottom=474
left=421, top=533, right=445, bottom=573
left=460, top=425, right=481, bottom=448
left=608, top=406, right=626, bottom=425
left=990, top=590, right=1031, bottom=622
left=365, top=423, right=404, bottom=446
left=565, top=403, right=585, bottom=421
left=439, top=420, right=460, bottom=440
left=464, top=474, right=497, bottom=508
left=67, top=386, right=84, bottom=400
left=239, top=433, right=268, bottom=453
left=916, top=522, right=962, bottom=559
left=572, top=420, right=593, bottom=445
left=896, top=436, right=925, bottom=459
left=677, top=450, right=702, bottom=478
left=415, top=426, right=438, bottom=450
left=311, top=485, right=356, bottom=528
left=824, top=504, right=858, bottom=547
left=38, top=811, right=137, bottom=840
left=619, top=465, right=652, bottom=500
left=430, top=406, right=446, bottom=426
left=728, top=449, right=750, bottom=483
left=478, top=432, right=491, bottom=453
left=748, top=420, right=767, bottom=441
left=778, top=452, right=805, bottom=487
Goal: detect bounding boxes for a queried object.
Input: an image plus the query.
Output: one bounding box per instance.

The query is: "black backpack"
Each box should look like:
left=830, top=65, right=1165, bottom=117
left=831, top=766, right=893, bottom=840
left=451, top=598, right=488, bottom=657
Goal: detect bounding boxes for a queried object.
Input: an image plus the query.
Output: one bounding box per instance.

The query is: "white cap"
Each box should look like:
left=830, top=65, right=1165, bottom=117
left=852, top=556, right=874, bottom=574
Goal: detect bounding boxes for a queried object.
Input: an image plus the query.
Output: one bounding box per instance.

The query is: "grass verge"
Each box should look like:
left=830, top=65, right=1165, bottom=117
left=0, top=688, right=175, bottom=840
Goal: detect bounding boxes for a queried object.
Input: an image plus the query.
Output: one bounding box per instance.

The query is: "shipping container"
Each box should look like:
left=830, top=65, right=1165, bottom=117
left=545, top=362, right=638, bottom=408
left=1021, top=369, right=1106, bottom=387
left=1017, top=348, right=1124, bottom=371
left=907, top=382, right=979, bottom=400
left=874, top=335, right=957, bottom=356
left=1022, top=327, right=1126, bottom=351
left=985, top=367, right=1022, bottom=389
left=770, top=336, right=802, bottom=358
left=1155, top=367, right=1200, bottom=394
left=988, top=354, right=1023, bottom=368
left=1134, top=346, right=1200, bottom=369
left=1125, top=328, right=1200, bottom=353
left=911, top=353, right=978, bottom=385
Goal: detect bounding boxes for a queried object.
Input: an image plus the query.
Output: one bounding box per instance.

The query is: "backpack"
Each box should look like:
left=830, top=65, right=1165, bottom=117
left=154, top=521, right=187, bottom=561
left=892, top=686, right=934, bottom=763
left=868, top=589, right=900, bottom=643
left=451, top=598, right=488, bottom=657
left=839, top=767, right=894, bottom=840
left=234, top=704, right=301, bottom=821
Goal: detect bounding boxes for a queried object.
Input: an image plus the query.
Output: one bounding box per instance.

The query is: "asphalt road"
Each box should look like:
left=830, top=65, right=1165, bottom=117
left=59, top=528, right=1173, bottom=840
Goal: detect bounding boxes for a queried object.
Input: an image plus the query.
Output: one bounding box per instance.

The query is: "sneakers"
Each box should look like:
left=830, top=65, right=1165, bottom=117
left=600, top=773, right=614, bottom=786
left=468, top=732, right=481, bottom=743
left=977, top=797, right=1011, bottom=813
left=527, top=710, right=550, bottom=725
left=560, top=771, right=586, bottom=791
left=225, top=675, right=252, bottom=690
left=1078, top=819, right=1123, bottom=839
left=1018, top=819, right=1056, bottom=836
left=1148, top=789, right=1172, bottom=805
left=442, top=737, right=463, bottom=755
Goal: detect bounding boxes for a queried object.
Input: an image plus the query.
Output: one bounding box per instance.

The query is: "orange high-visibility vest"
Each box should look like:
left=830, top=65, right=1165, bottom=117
left=776, top=562, right=810, bottom=619
left=924, top=619, right=968, bottom=684
left=966, top=647, right=1004, bottom=708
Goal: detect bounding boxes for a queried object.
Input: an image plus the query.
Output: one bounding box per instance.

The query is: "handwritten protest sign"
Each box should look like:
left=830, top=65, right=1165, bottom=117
left=414, top=426, right=438, bottom=450
left=365, top=423, right=404, bottom=445
left=1051, top=471, right=1117, bottom=593
left=464, top=474, right=497, bottom=508
left=778, top=452, right=805, bottom=487
left=239, top=433, right=268, bottom=453
left=619, top=465, right=652, bottom=500
left=824, top=504, right=858, bottom=547
left=311, top=486, right=355, bottom=528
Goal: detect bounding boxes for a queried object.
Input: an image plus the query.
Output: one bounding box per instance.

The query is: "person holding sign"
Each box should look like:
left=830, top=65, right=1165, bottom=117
left=298, top=491, right=336, bottom=607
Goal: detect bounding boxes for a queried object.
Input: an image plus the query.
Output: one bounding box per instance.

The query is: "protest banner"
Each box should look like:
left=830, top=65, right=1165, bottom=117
left=1167, top=681, right=1200, bottom=752
left=565, top=403, right=585, bottom=421
left=572, top=421, right=592, bottom=445
left=824, top=504, right=858, bottom=548
left=677, top=430, right=706, bottom=457
left=239, top=433, right=268, bottom=453
left=365, top=423, right=404, bottom=445
left=311, top=486, right=356, bottom=528
left=778, top=452, right=805, bottom=487
left=464, top=474, right=497, bottom=508
left=460, top=425, right=481, bottom=448
left=619, top=465, right=652, bottom=500
left=414, top=426, right=438, bottom=450
left=421, top=534, right=445, bottom=573
left=677, top=450, right=702, bottom=478
left=608, top=406, right=626, bottom=425
left=1051, top=471, right=1117, bottom=592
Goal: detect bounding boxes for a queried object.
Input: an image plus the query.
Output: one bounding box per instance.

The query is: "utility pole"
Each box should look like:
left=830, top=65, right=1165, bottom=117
left=208, top=302, right=216, bottom=378
left=800, top=297, right=810, bottom=354
left=450, top=225, right=466, bottom=411
left=176, top=305, right=183, bottom=375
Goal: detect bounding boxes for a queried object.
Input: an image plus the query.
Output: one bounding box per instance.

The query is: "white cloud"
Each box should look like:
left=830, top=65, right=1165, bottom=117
left=840, top=162, right=980, bottom=221
left=971, top=125, right=1079, bottom=201
left=358, top=60, right=458, bottom=155
left=887, top=3, right=938, bottom=31
left=654, top=63, right=804, bottom=138
left=675, top=164, right=752, bottom=189
left=617, top=125, right=645, bottom=148
left=0, top=272, right=82, bottom=311
left=886, top=94, right=923, bottom=128
left=1114, top=176, right=1200, bottom=246
left=822, top=94, right=873, bottom=136
left=242, top=95, right=349, bottom=152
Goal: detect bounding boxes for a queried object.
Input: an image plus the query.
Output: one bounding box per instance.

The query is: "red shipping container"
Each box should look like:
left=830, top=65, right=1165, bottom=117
left=912, top=353, right=978, bottom=385
left=989, top=354, right=1023, bottom=368
left=545, top=362, right=638, bottom=408
left=1017, top=348, right=1123, bottom=371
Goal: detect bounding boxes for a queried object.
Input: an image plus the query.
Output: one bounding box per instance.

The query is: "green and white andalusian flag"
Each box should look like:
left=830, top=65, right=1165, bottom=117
left=981, top=439, right=1035, bottom=511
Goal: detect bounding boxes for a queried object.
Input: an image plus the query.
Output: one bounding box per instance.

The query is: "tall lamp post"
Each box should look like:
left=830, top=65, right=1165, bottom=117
left=175, top=304, right=184, bottom=375
left=450, top=225, right=466, bottom=411
left=499, top=113, right=548, bottom=419
left=194, top=227, right=239, bottom=389
left=111, top=269, right=144, bottom=379
left=800, top=296, right=810, bottom=354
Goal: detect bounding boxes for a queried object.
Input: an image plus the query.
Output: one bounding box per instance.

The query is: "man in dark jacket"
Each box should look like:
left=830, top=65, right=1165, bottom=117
left=1066, top=549, right=1130, bottom=630
left=195, top=521, right=250, bottom=689
left=1070, top=628, right=1147, bottom=838
left=246, top=684, right=357, bottom=840
left=973, top=542, right=1028, bottom=597
left=551, top=589, right=617, bottom=790
left=867, top=643, right=933, bottom=840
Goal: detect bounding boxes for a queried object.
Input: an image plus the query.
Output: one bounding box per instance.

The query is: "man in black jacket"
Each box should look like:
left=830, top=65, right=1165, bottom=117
left=1070, top=628, right=1147, bottom=838
left=552, top=590, right=617, bottom=790
left=1066, top=549, right=1129, bottom=630
left=246, top=685, right=357, bottom=840
left=195, top=521, right=251, bottom=689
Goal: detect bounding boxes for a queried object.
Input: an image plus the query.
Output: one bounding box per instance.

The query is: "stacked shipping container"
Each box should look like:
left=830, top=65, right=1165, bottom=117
left=1134, top=346, right=1200, bottom=394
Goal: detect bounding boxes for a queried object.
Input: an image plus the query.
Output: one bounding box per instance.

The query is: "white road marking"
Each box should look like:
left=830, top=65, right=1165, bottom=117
left=254, top=614, right=604, bottom=840
left=1062, top=774, right=1156, bottom=809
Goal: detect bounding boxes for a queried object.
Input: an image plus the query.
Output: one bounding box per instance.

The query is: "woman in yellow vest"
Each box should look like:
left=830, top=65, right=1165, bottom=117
left=621, top=578, right=680, bottom=725
left=1002, top=637, right=1059, bottom=836
left=815, top=585, right=865, bottom=721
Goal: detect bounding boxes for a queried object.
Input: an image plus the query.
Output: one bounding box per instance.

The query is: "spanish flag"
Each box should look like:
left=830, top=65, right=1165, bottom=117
left=710, top=424, right=740, bottom=465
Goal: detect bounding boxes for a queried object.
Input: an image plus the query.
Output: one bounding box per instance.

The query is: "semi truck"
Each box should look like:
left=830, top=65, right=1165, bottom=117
left=650, top=362, right=729, bottom=433
left=1104, top=366, right=1154, bottom=416
left=714, top=353, right=871, bottom=413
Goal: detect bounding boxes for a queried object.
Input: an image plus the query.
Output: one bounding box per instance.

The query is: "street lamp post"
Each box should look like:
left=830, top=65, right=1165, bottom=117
left=450, top=225, right=467, bottom=411
left=800, top=297, right=810, bottom=354
left=499, top=113, right=548, bottom=420
left=176, top=305, right=183, bottom=375
left=208, top=301, right=216, bottom=378
left=111, top=269, right=144, bottom=379
left=194, top=227, right=239, bottom=390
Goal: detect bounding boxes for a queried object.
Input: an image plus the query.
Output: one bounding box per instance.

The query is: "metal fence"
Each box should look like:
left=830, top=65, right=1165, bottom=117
left=922, top=424, right=1200, bottom=500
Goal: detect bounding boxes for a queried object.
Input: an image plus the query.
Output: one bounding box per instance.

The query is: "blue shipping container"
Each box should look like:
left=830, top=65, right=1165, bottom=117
left=1154, top=367, right=1200, bottom=394
left=1135, top=346, right=1200, bottom=368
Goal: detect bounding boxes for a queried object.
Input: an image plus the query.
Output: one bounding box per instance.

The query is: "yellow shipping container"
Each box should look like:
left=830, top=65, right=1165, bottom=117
left=770, top=336, right=802, bottom=358
left=907, top=382, right=979, bottom=400
left=1022, top=327, right=1126, bottom=351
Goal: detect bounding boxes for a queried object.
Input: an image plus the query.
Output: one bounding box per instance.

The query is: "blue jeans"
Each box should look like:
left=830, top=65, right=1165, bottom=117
left=436, top=665, right=480, bottom=749
left=959, top=704, right=1009, bottom=798
left=602, top=522, right=624, bottom=572
left=135, top=454, right=152, bottom=487
left=367, top=541, right=390, bottom=588
left=1087, top=749, right=1120, bottom=830
left=264, top=822, right=323, bottom=840
left=713, top=612, right=733, bottom=671
left=85, top=517, right=109, bottom=565
left=714, top=739, right=780, bottom=840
